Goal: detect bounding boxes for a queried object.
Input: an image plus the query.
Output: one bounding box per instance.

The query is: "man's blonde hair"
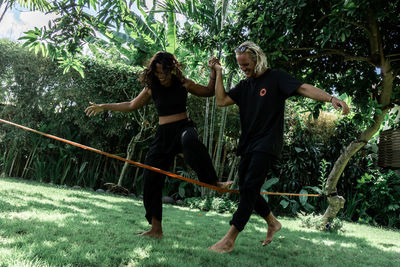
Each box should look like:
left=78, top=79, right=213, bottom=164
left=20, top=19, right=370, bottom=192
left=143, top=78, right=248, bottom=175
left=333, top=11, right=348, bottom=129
left=236, top=41, right=268, bottom=75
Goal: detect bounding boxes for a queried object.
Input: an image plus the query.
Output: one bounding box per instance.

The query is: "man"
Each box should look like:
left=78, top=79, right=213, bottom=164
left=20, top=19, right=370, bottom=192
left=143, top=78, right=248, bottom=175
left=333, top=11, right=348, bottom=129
left=209, top=41, right=350, bottom=253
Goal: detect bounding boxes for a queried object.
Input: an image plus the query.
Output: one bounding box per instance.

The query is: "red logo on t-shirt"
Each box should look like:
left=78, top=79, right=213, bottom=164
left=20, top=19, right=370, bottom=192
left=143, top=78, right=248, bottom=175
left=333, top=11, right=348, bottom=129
left=260, top=88, right=267, bottom=96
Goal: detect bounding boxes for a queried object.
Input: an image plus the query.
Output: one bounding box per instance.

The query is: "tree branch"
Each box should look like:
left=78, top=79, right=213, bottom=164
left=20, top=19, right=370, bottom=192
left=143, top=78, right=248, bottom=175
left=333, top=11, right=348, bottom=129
left=0, top=2, right=11, bottom=24
left=323, top=48, right=372, bottom=63
left=393, top=68, right=399, bottom=78
left=343, top=19, right=370, bottom=35
left=283, top=48, right=374, bottom=66
left=392, top=99, right=400, bottom=106
left=367, top=8, right=384, bottom=66
left=315, top=13, right=370, bottom=35
left=282, top=47, right=317, bottom=51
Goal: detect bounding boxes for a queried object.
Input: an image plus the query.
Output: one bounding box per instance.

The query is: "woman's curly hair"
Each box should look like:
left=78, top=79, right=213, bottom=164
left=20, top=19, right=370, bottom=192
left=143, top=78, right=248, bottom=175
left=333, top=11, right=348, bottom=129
left=139, top=51, right=185, bottom=89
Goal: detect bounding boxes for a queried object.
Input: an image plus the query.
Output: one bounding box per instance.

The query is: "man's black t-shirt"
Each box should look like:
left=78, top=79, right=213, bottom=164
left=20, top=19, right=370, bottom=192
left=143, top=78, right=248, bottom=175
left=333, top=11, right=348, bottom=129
left=227, top=69, right=302, bottom=158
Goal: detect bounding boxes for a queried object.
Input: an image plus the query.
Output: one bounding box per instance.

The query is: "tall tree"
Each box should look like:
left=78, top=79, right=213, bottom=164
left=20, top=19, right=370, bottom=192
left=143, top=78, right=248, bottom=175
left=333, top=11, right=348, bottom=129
left=18, top=0, right=177, bottom=76
left=221, top=0, right=399, bottom=225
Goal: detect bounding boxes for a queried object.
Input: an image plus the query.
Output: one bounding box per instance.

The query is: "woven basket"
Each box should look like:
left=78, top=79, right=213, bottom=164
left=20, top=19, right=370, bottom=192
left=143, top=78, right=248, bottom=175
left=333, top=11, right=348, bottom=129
left=378, top=129, right=400, bottom=168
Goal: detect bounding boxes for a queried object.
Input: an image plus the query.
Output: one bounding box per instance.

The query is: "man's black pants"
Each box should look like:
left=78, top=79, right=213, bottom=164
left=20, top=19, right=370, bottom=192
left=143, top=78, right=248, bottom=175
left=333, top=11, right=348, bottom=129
left=230, top=151, right=276, bottom=231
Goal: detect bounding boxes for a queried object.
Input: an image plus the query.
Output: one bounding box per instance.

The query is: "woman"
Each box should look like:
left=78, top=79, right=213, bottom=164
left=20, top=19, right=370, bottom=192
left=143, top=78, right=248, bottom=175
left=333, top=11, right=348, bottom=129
left=85, top=51, right=231, bottom=238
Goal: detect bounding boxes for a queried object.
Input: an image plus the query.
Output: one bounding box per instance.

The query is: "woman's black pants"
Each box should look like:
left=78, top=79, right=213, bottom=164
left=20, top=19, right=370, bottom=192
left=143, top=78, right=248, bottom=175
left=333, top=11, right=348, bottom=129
left=143, top=119, right=218, bottom=224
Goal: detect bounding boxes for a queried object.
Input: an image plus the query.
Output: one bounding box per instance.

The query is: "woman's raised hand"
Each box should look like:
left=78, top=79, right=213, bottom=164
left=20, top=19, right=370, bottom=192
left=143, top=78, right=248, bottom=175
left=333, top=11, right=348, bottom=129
left=208, top=56, right=222, bottom=71
left=85, top=102, right=104, bottom=117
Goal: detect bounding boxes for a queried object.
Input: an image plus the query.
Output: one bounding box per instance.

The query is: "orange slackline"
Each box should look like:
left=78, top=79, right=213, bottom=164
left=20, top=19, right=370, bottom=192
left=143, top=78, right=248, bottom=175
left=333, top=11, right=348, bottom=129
left=0, top=118, right=320, bottom=197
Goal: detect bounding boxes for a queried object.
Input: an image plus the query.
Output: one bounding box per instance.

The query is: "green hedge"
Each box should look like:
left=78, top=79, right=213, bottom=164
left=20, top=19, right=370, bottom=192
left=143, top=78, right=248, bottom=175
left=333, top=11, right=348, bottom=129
left=0, top=39, right=149, bottom=190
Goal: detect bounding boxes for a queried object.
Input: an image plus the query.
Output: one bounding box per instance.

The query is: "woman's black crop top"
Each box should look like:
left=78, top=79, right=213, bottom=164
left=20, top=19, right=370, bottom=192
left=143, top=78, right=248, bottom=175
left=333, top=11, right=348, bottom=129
left=151, top=77, right=188, bottom=116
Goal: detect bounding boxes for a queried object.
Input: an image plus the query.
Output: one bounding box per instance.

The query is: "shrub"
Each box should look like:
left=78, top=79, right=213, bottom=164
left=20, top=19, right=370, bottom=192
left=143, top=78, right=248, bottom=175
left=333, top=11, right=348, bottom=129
left=352, top=169, right=400, bottom=228
left=183, top=197, right=238, bottom=213
left=299, top=213, right=344, bottom=232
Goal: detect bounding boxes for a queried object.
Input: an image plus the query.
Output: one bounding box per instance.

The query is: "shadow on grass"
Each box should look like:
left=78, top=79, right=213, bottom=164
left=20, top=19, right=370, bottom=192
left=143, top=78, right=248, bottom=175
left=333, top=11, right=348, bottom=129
left=1, top=178, right=399, bottom=267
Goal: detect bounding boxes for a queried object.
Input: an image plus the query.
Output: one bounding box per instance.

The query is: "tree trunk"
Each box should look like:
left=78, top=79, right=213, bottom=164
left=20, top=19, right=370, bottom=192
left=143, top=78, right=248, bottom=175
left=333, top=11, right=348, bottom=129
left=322, top=56, right=394, bottom=224
left=0, top=149, right=8, bottom=177
left=227, top=170, right=239, bottom=198
left=208, top=97, right=216, bottom=156
left=22, top=145, right=38, bottom=178
left=203, top=98, right=209, bottom=146
left=22, top=150, right=33, bottom=178
left=9, top=151, right=17, bottom=177
left=132, top=149, right=143, bottom=193
left=117, top=128, right=143, bottom=186
left=214, top=72, right=234, bottom=177
left=219, top=145, right=227, bottom=180
left=116, top=104, right=152, bottom=187
left=0, top=2, right=11, bottom=24
left=226, top=155, right=239, bottom=198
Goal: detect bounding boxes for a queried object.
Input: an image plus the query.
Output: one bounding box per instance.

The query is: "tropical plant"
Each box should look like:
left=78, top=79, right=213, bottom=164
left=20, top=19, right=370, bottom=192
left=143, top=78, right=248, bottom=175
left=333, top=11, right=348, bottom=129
left=18, top=0, right=180, bottom=76
left=0, top=0, right=52, bottom=23
left=353, top=169, right=400, bottom=228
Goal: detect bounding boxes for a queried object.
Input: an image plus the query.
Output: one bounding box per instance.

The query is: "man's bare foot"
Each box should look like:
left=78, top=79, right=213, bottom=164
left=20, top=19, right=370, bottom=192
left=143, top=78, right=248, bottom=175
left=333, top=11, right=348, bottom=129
left=208, top=225, right=239, bottom=253
left=262, top=214, right=282, bottom=246
left=217, top=181, right=233, bottom=189
left=208, top=238, right=234, bottom=253
left=139, top=229, right=163, bottom=238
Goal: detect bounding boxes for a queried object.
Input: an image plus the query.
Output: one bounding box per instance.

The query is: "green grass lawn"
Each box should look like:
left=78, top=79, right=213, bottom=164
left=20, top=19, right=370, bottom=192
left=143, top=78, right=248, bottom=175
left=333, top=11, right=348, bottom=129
left=0, top=177, right=399, bottom=267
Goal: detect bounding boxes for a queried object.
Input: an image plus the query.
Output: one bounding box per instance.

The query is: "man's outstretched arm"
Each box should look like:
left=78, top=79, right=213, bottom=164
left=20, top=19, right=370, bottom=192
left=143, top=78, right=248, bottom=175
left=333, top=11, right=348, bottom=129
left=296, top=84, right=350, bottom=115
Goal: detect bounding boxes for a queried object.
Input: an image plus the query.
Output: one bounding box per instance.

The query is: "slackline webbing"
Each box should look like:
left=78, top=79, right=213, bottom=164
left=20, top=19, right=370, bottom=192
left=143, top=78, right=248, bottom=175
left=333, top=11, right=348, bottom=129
left=0, top=118, right=320, bottom=197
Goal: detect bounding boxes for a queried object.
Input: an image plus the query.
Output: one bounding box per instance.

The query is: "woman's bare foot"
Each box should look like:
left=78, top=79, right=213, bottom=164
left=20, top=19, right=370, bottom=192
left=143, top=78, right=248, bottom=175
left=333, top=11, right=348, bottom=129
left=139, top=217, right=163, bottom=238
left=262, top=213, right=282, bottom=246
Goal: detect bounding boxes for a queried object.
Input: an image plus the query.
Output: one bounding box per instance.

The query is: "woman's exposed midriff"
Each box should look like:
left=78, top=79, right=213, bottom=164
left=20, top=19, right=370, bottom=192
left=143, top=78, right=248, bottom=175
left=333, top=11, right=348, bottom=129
left=158, top=112, right=188, bottom=125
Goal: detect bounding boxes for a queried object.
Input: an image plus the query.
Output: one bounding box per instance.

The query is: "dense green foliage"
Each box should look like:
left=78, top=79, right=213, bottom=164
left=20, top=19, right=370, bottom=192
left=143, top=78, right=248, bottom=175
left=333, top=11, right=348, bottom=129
left=270, top=108, right=400, bottom=228
left=1, top=0, right=400, bottom=230
left=1, top=39, right=398, bottom=228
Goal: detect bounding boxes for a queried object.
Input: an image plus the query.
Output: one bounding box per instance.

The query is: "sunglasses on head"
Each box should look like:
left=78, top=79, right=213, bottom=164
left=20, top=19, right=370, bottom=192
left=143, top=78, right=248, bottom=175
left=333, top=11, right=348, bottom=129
left=234, top=45, right=249, bottom=53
